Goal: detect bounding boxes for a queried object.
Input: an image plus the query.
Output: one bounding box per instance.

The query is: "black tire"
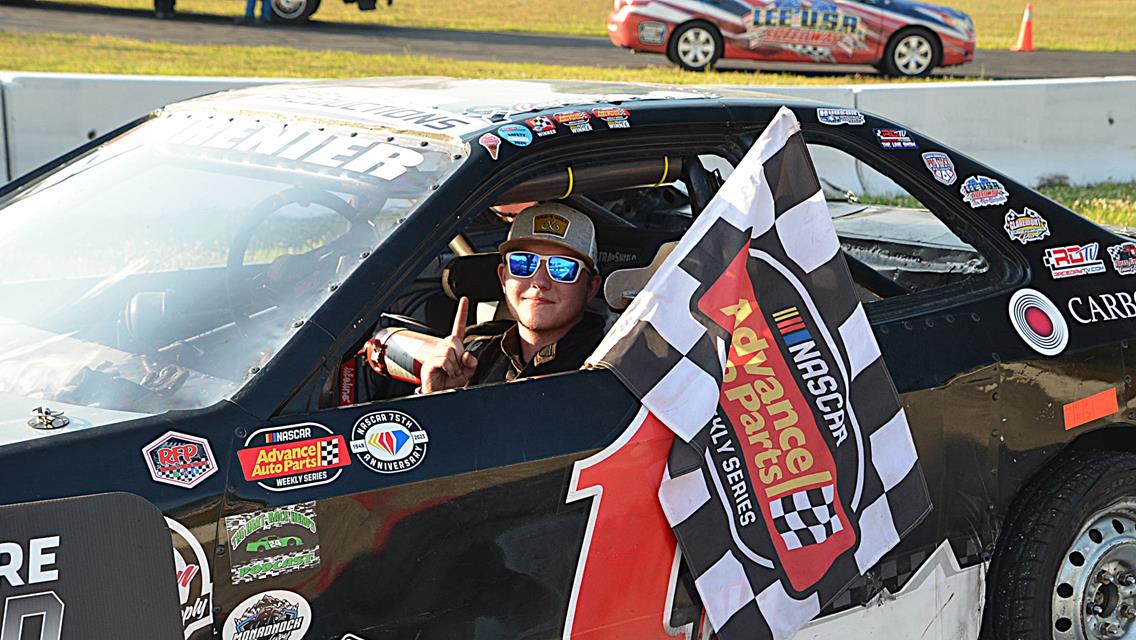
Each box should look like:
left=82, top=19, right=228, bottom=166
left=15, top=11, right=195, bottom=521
left=879, top=28, right=940, bottom=77
left=667, top=22, right=723, bottom=72
left=270, top=0, right=320, bottom=22
left=985, top=449, right=1136, bottom=639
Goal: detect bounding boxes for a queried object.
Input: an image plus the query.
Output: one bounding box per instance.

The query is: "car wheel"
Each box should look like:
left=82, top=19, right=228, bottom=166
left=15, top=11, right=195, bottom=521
left=270, top=0, right=320, bottom=22
left=880, top=28, right=939, bottom=77
left=985, top=449, right=1136, bottom=639
left=668, top=22, right=722, bottom=72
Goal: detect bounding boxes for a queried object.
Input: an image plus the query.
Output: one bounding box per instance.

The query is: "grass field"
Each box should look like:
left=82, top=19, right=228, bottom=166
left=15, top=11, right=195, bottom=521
left=0, top=31, right=952, bottom=84
left=862, top=182, right=1136, bottom=227
left=49, top=0, right=1136, bottom=51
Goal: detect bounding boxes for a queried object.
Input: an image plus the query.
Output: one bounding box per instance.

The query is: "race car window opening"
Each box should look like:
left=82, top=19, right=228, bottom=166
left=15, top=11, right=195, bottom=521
left=0, top=113, right=459, bottom=419
left=798, top=126, right=1024, bottom=319
left=334, top=151, right=739, bottom=407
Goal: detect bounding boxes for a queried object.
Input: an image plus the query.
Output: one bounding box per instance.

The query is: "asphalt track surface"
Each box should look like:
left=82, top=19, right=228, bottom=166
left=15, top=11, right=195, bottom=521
left=2, top=0, right=1134, bottom=79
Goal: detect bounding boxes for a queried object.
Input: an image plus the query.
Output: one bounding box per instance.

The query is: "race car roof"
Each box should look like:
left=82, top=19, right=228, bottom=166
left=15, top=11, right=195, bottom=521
left=165, top=77, right=798, bottom=141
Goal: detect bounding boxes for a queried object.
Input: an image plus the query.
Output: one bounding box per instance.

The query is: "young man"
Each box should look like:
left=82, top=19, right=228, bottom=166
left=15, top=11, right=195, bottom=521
left=419, top=203, right=605, bottom=394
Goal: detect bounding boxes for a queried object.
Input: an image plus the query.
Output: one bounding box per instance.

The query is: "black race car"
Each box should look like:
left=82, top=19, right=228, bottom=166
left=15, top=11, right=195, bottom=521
left=0, top=78, right=1133, bottom=640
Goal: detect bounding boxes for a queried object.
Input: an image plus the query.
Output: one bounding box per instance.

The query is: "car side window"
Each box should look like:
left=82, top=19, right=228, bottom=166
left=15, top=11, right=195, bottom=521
left=806, top=143, right=991, bottom=304
left=331, top=152, right=738, bottom=408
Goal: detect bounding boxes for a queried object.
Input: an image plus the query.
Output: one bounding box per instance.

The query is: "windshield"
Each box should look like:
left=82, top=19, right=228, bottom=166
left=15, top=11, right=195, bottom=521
left=0, top=111, right=458, bottom=418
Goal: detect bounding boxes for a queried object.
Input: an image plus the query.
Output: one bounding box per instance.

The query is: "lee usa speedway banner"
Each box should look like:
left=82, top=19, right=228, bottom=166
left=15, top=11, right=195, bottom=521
left=586, top=107, right=931, bottom=639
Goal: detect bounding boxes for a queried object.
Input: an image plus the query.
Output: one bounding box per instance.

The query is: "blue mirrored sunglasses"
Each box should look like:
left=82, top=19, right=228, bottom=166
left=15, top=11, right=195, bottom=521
left=505, top=251, right=584, bottom=284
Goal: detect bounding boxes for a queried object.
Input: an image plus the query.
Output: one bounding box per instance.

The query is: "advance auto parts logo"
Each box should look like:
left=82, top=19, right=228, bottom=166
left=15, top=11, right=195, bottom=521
left=167, top=517, right=213, bottom=640
left=225, top=502, right=320, bottom=585
left=350, top=410, right=429, bottom=474
left=238, top=423, right=351, bottom=492
left=1008, top=288, right=1069, bottom=356
left=222, top=590, right=311, bottom=640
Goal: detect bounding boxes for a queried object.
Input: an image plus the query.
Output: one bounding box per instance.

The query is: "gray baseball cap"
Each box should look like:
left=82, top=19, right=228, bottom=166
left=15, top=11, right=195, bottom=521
left=499, top=203, right=598, bottom=270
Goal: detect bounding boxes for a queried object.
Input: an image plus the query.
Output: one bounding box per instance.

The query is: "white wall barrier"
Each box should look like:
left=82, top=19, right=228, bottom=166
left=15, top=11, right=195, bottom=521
left=1, top=72, right=1133, bottom=194
left=0, top=72, right=288, bottom=182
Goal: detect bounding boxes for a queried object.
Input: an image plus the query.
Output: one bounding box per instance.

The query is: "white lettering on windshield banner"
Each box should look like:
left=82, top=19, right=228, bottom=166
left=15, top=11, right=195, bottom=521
left=205, top=89, right=486, bottom=135
left=158, top=116, right=426, bottom=181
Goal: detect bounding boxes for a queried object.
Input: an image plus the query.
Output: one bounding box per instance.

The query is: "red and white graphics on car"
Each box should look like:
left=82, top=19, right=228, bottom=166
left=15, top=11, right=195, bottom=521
left=608, top=0, right=975, bottom=76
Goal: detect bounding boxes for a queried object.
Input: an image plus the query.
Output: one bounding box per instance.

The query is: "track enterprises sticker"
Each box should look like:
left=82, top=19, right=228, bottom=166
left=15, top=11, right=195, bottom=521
left=238, top=423, right=351, bottom=492
left=225, top=502, right=320, bottom=585
left=349, top=410, right=429, bottom=474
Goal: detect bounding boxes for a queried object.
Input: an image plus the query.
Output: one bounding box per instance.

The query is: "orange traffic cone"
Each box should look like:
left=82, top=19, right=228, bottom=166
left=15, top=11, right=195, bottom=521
left=1011, top=3, right=1034, bottom=52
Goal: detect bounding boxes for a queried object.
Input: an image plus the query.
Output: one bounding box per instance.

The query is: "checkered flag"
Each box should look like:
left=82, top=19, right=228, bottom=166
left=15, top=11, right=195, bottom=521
left=587, top=107, right=930, bottom=640
left=770, top=486, right=843, bottom=550
left=320, top=439, right=340, bottom=465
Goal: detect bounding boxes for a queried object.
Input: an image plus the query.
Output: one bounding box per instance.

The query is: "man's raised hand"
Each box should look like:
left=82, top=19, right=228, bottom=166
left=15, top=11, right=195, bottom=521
left=420, top=296, right=478, bottom=394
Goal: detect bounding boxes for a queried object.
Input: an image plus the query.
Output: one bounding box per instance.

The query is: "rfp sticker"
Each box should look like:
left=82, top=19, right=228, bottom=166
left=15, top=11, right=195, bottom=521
left=143, top=431, right=217, bottom=489
left=238, top=423, right=351, bottom=492
left=350, top=410, right=429, bottom=474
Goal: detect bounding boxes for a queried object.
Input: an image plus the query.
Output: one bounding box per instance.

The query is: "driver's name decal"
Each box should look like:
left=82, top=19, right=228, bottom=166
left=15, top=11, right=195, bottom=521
left=159, top=116, right=426, bottom=181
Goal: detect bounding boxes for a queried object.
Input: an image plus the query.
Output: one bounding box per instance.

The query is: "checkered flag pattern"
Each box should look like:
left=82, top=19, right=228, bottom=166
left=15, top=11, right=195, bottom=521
left=529, top=116, right=553, bottom=129
left=320, top=439, right=340, bottom=465
left=770, top=486, right=843, bottom=550
left=587, top=107, right=931, bottom=640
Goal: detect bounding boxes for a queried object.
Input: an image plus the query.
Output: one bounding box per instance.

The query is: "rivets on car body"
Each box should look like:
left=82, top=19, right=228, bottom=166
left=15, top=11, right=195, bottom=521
left=249, top=366, right=261, bottom=375
left=293, top=319, right=305, bottom=328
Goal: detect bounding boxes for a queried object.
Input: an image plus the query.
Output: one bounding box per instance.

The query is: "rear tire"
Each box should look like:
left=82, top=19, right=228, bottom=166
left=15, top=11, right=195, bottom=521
left=667, top=22, right=722, bottom=72
left=985, top=449, right=1136, bottom=639
left=880, top=28, right=939, bottom=77
left=270, top=0, right=320, bottom=22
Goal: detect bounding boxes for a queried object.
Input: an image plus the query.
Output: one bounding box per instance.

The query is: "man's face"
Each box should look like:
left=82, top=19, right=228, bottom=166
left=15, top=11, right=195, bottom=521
left=498, top=240, right=600, bottom=334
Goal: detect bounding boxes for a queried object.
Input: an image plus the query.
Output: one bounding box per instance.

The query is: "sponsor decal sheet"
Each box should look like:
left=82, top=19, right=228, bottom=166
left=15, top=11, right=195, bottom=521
left=586, top=107, right=931, bottom=639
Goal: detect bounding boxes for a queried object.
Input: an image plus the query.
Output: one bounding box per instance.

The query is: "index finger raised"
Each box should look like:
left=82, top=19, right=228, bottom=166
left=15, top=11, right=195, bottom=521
left=451, top=296, right=469, bottom=340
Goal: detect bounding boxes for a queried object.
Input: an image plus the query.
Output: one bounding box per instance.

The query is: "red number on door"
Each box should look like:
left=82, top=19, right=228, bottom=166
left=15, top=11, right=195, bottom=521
left=563, top=408, right=694, bottom=640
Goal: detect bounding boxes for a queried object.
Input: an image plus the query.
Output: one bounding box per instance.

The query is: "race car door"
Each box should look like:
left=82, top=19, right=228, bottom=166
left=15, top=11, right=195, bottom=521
left=217, top=366, right=687, bottom=640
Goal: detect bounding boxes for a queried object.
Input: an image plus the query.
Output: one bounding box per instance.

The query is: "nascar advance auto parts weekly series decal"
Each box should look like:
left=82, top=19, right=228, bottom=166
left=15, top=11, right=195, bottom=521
left=143, top=431, right=217, bottom=489
left=222, top=589, right=312, bottom=640
left=168, top=517, right=214, bottom=640
left=225, top=502, right=320, bottom=585
left=238, top=423, right=351, bottom=492
left=349, top=410, right=429, bottom=474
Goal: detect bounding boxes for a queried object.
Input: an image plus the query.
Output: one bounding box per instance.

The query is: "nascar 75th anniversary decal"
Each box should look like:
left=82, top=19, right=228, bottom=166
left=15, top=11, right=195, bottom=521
left=225, top=502, right=320, bottom=584
left=238, top=423, right=351, bottom=492
left=350, top=410, right=429, bottom=474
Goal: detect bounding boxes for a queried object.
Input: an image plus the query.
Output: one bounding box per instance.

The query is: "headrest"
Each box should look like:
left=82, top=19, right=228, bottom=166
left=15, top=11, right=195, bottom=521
left=442, top=253, right=503, bottom=302
left=603, top=241, right=679, bottom=310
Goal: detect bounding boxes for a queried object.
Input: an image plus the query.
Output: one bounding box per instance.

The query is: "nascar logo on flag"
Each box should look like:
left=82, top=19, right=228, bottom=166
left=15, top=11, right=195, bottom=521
left=587, top=106, right=931, bottom=640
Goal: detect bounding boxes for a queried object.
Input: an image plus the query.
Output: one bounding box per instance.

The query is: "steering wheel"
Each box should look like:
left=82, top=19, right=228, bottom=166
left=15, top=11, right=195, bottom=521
left=226, top=187, right=377, bottom=332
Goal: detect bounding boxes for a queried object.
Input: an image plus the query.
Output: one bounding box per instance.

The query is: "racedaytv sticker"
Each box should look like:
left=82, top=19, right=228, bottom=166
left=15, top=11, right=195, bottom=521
left=222, top=590, right=312, bottom=640
left=154, top=115, right=427, bottom=181
left=225, top=502, right=320, bottom=584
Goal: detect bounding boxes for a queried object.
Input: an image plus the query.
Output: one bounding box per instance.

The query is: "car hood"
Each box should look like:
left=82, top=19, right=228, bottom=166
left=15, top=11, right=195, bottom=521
left=0, top=390, right=147, bottom=447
